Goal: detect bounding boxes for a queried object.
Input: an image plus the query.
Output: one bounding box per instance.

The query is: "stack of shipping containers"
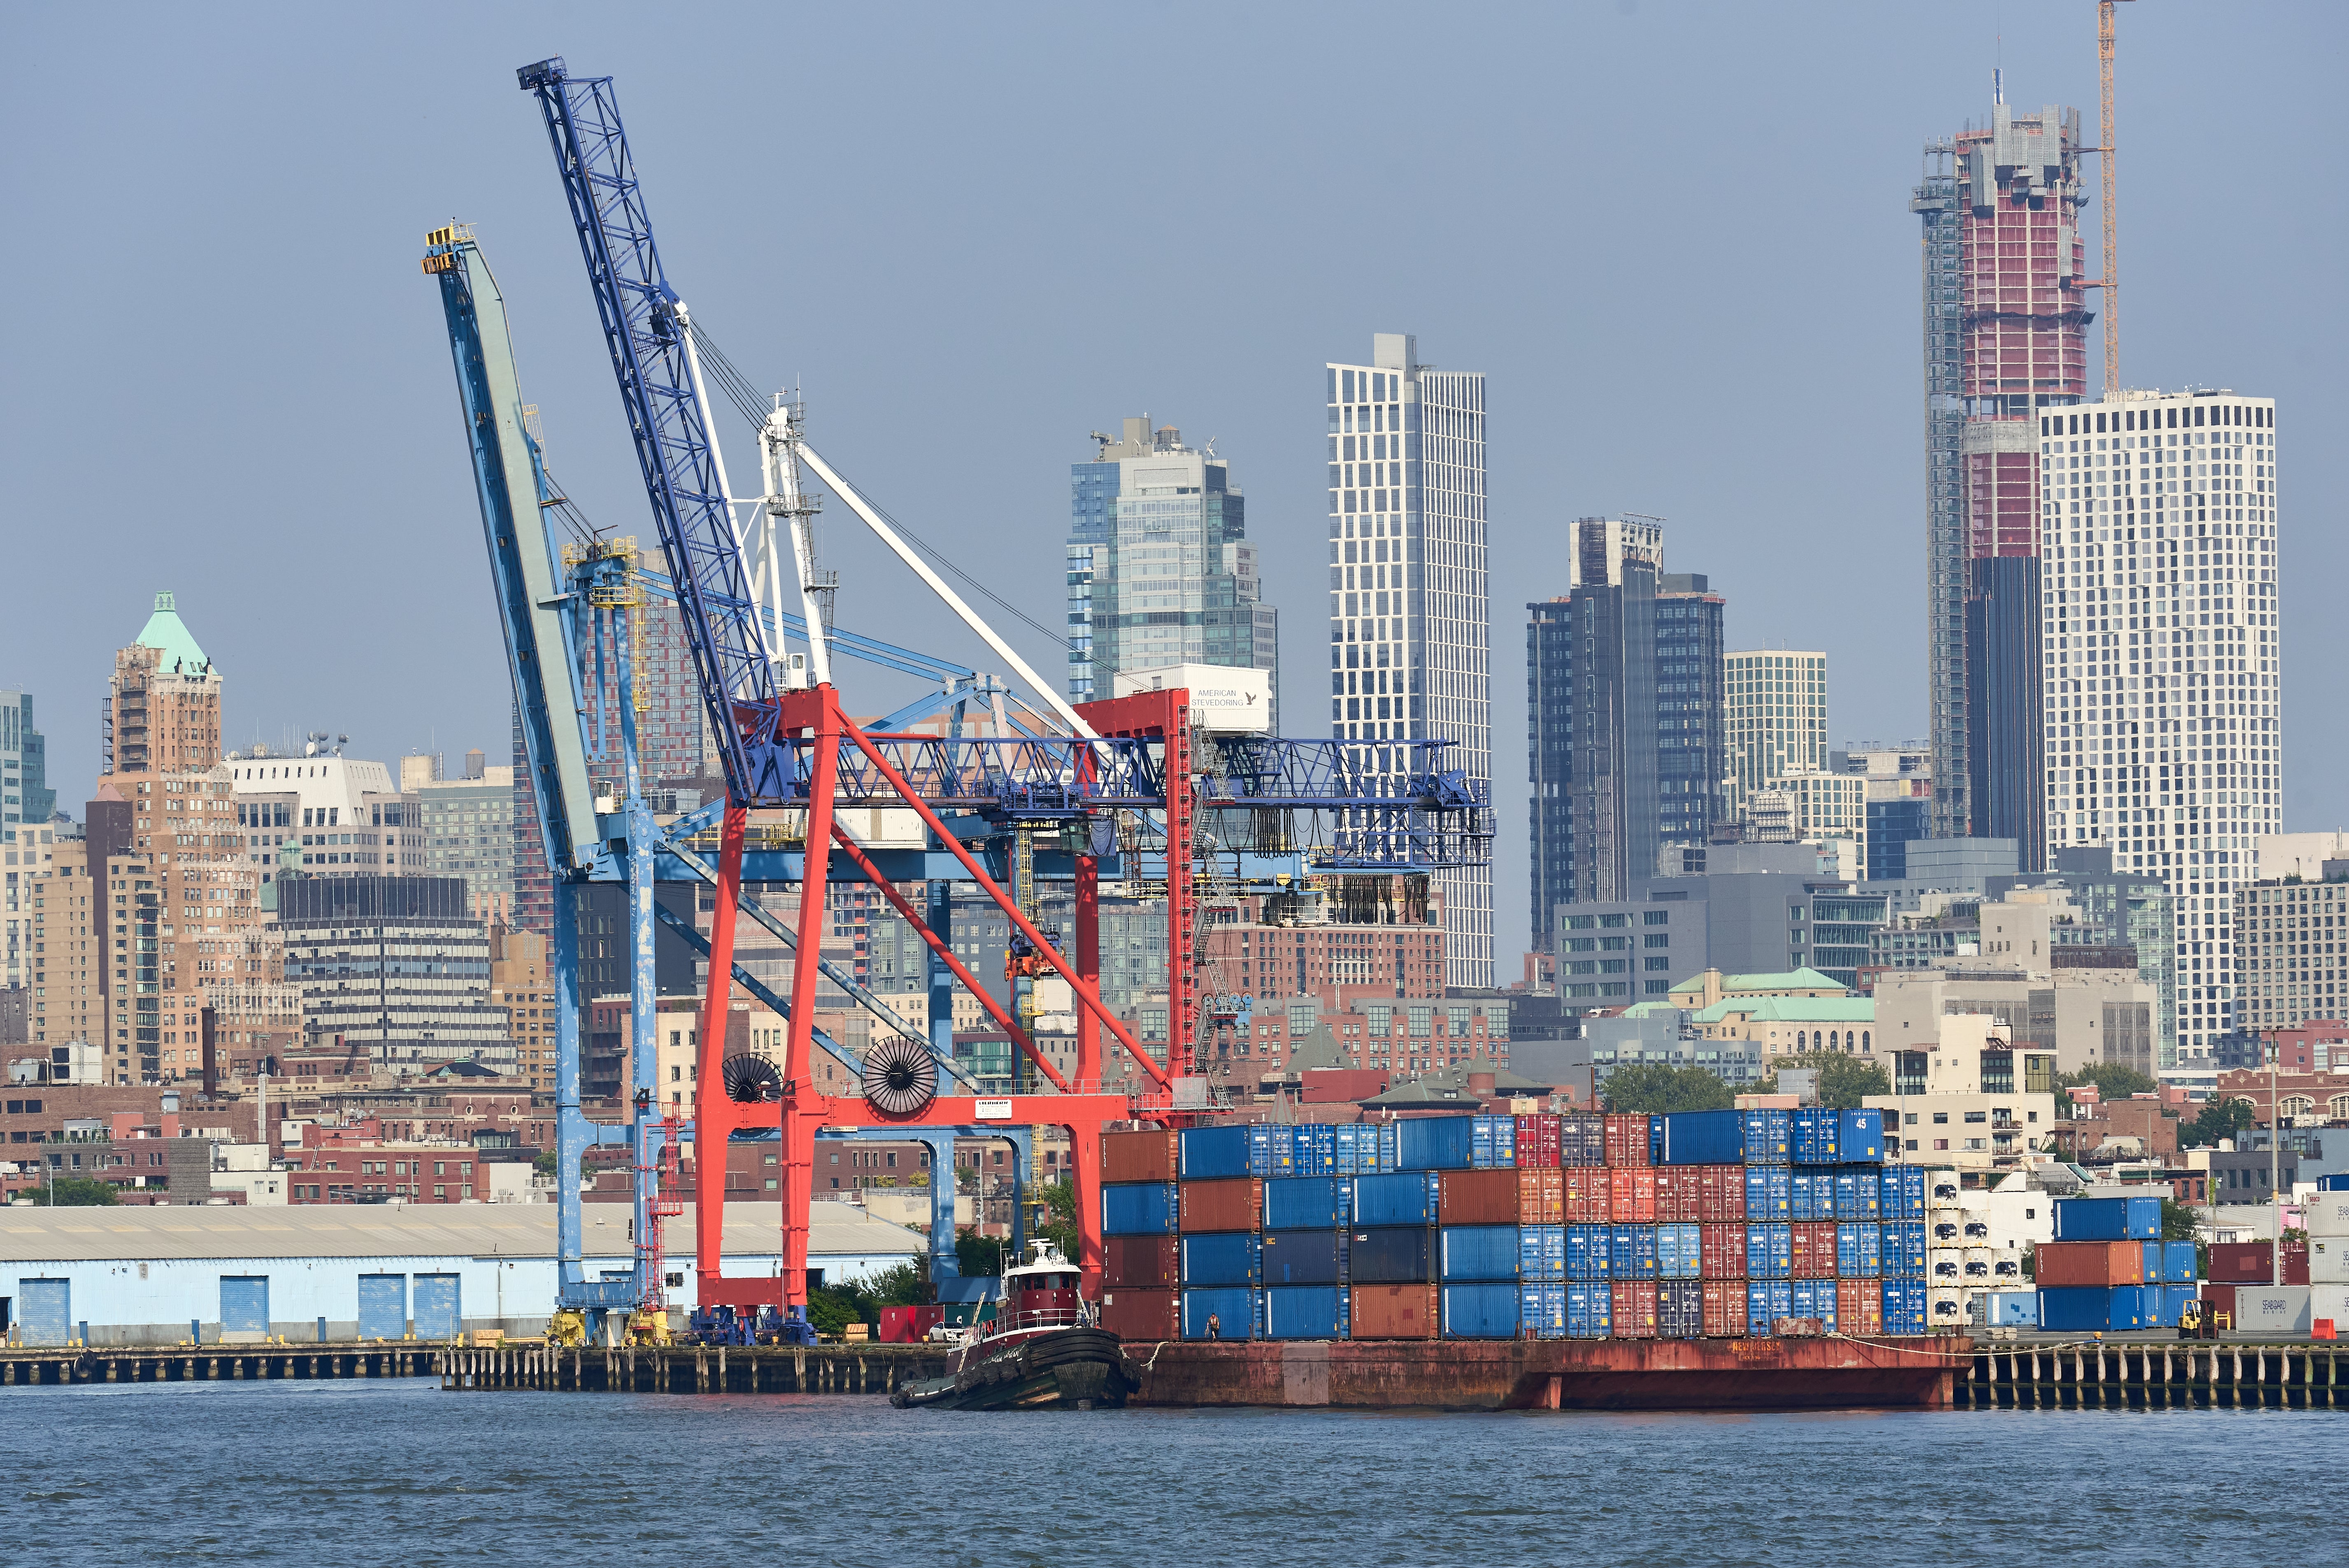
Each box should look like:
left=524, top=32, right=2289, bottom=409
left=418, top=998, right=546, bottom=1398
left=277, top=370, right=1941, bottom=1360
left=2027, top=1196, right=2198, bottom=1332
left=1098, top=1107, right=1935, bottom=1343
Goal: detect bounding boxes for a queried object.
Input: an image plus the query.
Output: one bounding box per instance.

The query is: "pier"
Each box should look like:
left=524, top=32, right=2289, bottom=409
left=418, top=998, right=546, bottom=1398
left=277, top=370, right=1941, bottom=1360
left=1954, top=1342, right=2346, bottom=1409
left=0, top=1342, right=947, bottom=1394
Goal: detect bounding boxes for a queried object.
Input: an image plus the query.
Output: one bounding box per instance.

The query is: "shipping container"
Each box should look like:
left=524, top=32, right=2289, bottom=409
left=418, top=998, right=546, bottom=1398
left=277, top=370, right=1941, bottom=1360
left=1746, top=1222, right=1793, bottom=1280
left=1883, top=1220, right=1927, bottom=1279
left=2152, top=1284, right=2194, bottom=1329
left=1334, top=1124, right=1374, bottom=1176
left=1559, top=1113, right=1607, bottom=1168
left=2228, top=1284, right=2313, bottom=1335
left=1249, top=1124, right=1295, bottom=1178
left=2051, top=1195, right=2161, bottom=1241
left=1263, top=1285, right=1349, bottom=1340
left=2306, top=1191, right=2349, bottom=1235
left=1102, top=1129, right=1179, bottom=1184
left=1789, top=1170, right=1829, bottom=1223
left=1745, top=1166, right=1791, bottom=1221
left=1836, top=1277, right=1884, bottom=1335
left=1294, top=1124, right=1338, bottom=1177
left=1604, top=1113, right=1654, bottom=1168
left=1394, top=1115, right=1476, bottom=1171
left=1656, top=1222, right=1703, bottom=1280
left=1608, top=1224, right=1661, bottom=1280
left=2035, top=1240, right=2144, bottom=1288
left=1976, top=1289, right=2038, bottom=1327
left=1787, top=1279, right=1840, bottom=1333
left=2038, top=1285, right=2157, bottom=1333
left=1103, top=1182, right=1179, bottom=1235
left=1566, top=1224, right=1613, bottom=1281
left=1260, top=1230, right=1345, bottom=1286
left=1514, top=1112, right=1562, bottom=1169
left=1563, top=1166, right=1612, bottom=1224
left=1835, top=1222, right=1883, bottom=1278
left=1438, top=1168, right=1524, bottom=1226
left=1611, top=1280, right=1659, bottom=1339
left=1516, top=1166, right=1565, bottom=1226
left=1441, top=1282, right=1521, bottom=1339
left=1470, top=1114, right=1518, bottom=1169
left=1179, top=1232, right=1263, bottom=1287
left=1661, top=1109, right=1747, bottom=1166
left=2208, top=1240, right=2308, bottom=1285
left=1264, top=1175, right=1354, bottom=1232
left=1103, top=1235, right=1181, bottom=1289
left=1377, top=1121, right=1399, bottom=1172
left=1440, top=1225, right=1523, bottom=1282
left=1791, top=1221, right=1837, bottom=1280
left=1701, top=1278, right=1747, bottom=1338
left=1740, top=1108, right=1791, bottom=1165
left=1839, top=1108, right=1885, bottom=1163
left=1745, top=1280, right=1793, bottom=1336
left=2315, top=1239, right=2349, bottom=1286
left=1179, top=1125, right=1256, bottom=1180
left=1520, top=1283, right=1566, bottom=1339
left=1886, top=1165, right=1926, bottom=1221
left=1353, top=1170, right=1442, bottom=1227
left=1519, top=1224, right=1566, bottom=1282
left=1790, top=1107, right=1840, bottom=1166
left=1348, top=1226, right=1437, bottom=1284
left=1350, top=1284, right=1439, bottom=1340
left=1698, top=1166, right=1748, bottom=1223
left=1700, top=1223, right=1745, bottom=1280
left=1656, top=1166, right=1703, bottom=1223
left=1834, top=1168, right=1882, bottom=1221
left=1565, top=1281, right=1614, bottom=1338
left=1881, top=1280, right=1928, bottom=1335
left=1098, top=1287, right=1180, bottom=1342
left=1179, top=1177, right=1263, bottom=1233
left=1181, top=1287, right=1260, bottom=1340
left=1658, top=1279, right=1705, bottom=1338
left=1609, top=1166, right=1659, bottom=1223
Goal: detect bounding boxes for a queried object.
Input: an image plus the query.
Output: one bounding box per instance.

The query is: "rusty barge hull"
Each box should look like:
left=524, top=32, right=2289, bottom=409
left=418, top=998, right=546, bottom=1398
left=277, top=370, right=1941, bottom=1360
left=1128, top=1336, right=1969, bottom=1412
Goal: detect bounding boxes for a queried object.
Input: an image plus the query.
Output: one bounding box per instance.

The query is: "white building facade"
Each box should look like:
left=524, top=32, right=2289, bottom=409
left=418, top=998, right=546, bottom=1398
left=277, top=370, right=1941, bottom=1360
left=1725, top=650, right=1829, bottom=819
left=2038, top=390, right=2279, bottom=1067
left=1326, top=333, right=1491, bottom=986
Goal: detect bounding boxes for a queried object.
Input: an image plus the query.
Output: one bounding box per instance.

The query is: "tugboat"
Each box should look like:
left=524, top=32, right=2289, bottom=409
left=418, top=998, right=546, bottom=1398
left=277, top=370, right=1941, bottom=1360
left=891, top=1240, right=1138, bottom=1411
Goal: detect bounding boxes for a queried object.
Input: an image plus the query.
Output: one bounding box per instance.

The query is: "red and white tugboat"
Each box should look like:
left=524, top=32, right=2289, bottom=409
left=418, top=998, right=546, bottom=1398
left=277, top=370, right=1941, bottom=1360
left=891, top=1240, right=1137, bottom=1411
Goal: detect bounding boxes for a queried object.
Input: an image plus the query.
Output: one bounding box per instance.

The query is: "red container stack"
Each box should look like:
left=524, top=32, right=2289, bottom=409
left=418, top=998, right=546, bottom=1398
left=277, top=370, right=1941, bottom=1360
left=1604, top=1114, right=1652, bottom=1167
left=1837, top=1278, right=1884, bottom=1335
left=1701, top=1279, right=1747, bottom=1338
left=1104, top=1235, right=1181, bottom=1289
left=1612, top=1281, right=1659, bottom=1338
left=1791, top=1221, right=1837, bottom=1279
left=1438, top=1168, right=1524, bottom=1226
left=1351, top=1285, right=1440, bottom=1339
left=2208, top=1240, right=2308, bottom=1286
left=2035, top=1240, right=2146, bottom=1287
left=1513, top=1113, right=1563, bottom=1168
left=1564, top=1167, right=1612, bottom=1223
left=1178, top=1177, right=1263, bottom=1233
left=1099, top=1288, right=1180, bottom=1341
left=1610, top=1167, right=1659, bottom=1224
left=1697, top=1166, right=1747, bottom=1222
left=1700, top=1223, right=1745, bottom=1280
left=1102, top=1128, right=1179, bottom=1183
left=1657, top=1168, right=1703, bottom=1223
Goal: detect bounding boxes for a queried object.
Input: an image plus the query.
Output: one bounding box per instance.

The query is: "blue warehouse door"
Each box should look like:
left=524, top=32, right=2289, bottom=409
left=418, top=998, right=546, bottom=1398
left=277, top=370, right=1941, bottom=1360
left=412, top=1273, right=461, bottom=1339
left=19, top=1278, right=69, bottom=1346
left=220, top=1276, right=270, bottom=1337
left=356, top=1275, right=407, bottom=1340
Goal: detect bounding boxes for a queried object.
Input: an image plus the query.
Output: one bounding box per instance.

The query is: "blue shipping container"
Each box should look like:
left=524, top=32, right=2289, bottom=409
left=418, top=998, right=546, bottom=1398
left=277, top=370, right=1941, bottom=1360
left=1659, top=1280, right=1705, bottom=1338
left=1347, top=1227, right=1435, bottom=1284
left=1180, top=1126, right=1255, bottom=1180
left=1790, top=1171, right=1828, bottom=1223
left=1788, top=1280, right=1840, bottom=1332
left=1103, top=1182, right=1178, bottom=1235
left=1656, top=1222, right=1703, bottom=1280
left=1334, top=1125, right=1370, bottom=1175
left=1741, top=1108, right=1791, bottom=1165
left=1888, top=1165, right=1926, bottom=1220
left=2161, top=1240, right=2198, bottom=1284
left=1470, top=1114, right=1518, bottom=1169
left=2038, top=1285, right=2157, bottom=1332
left=1296, top=1124, right=1338, bottom=1177
left=1180, top=1232, right=1263, bottom=1286
left=1745, top=1280, right=1793, bottom=1335
left=1746, top=1166, right=1791, bottom=1219
left=1839, top=1108, right=1885, bottom=1164
left=1264, top=1176, right=1352, bottom=1231
left=1560, top=1114, right=1607, bottom=1168
left=1883, top=1221, right=1926, bottom=1279
left=1377, top=1122, right=1399, bottom=1172
left=1520, top=1284, right=1566, bottom=1339
left=2156, top=1284, right=2196, bottom=1328
left=1441, top=1283, right=1520, bottom=1339
left=1835, top=1168, right=1882, bottom=1221
left=1566, top=1224, right=1612, bottom=1280
left=1565, top=1282, right=1614, bottom=1338
left=1746, top=1222, right=1793, bottom=1280
left=1836, top=1222, right=1883, bottom=1278
left=1661, top=1109, right=1745, bottom=1166
left=1791, top=1107, right=1841, bottom=1166
left=1980, top=1289, right=2038, bottom=1327
left=1181, top=1287, right=1260, bottom=1340
left=1609, top=1224, right=1660, bottom=1280
left=1248, top=1124, right=1294, bottom=1178
left=1263, top=1286, right=1349, bottom=1340
left=1882, top=1280, right=1927, bottom=1335
left=1260, top=1231, right=1345, bottom=1286
left=1519, top=1224, right=1565, bottom=1282
left=1353, top=1170, right=1442, bottom=1226
left=2052, top=1196, right=2162, bottom=1241
left=1649, top=1116, right=1665, bottom=1164
left=1440, top=1226, right=1523, bottom=1282
left=1395, top=1115, right=1476, bottom=1170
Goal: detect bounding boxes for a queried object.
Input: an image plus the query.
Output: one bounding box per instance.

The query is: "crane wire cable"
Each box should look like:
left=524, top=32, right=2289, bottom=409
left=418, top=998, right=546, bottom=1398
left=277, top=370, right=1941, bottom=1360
left=686, top=321, right=1065, bottom=646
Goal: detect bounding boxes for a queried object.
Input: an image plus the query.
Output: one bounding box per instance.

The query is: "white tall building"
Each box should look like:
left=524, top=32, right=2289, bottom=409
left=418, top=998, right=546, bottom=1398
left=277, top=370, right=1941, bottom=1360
left=1326, top=333, right=1491, bottom=986
left=2038, top=389, right=2279, bottom=1065
left=1724, top=649, right=1829, bottom=820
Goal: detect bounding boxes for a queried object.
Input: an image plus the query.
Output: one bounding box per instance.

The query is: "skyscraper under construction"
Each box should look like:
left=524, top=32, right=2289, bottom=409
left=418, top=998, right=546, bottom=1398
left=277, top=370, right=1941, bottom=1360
left=1911, top=98, right=2091, bottom=867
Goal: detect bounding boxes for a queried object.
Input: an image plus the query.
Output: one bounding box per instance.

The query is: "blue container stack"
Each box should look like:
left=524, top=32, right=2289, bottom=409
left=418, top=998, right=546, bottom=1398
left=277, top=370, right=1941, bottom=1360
left=2037, top=1195, right=2188, bottom=1331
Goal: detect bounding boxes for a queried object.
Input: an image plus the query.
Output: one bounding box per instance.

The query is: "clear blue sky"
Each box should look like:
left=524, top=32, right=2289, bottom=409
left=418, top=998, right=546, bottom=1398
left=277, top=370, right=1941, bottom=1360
left=5, top=2, right=2342, bottom=967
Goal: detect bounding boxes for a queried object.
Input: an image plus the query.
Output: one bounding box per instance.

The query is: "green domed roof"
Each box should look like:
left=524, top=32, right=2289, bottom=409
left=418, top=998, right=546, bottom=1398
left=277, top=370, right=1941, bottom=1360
left=135, top=591, right=210, bottom=672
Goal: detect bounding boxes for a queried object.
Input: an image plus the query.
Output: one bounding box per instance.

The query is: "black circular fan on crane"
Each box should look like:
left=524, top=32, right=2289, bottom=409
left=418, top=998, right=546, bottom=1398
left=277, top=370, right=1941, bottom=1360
left=862, top=1035, right=938, bottom=1116
left=722, top=1054, right=784, bottom=1104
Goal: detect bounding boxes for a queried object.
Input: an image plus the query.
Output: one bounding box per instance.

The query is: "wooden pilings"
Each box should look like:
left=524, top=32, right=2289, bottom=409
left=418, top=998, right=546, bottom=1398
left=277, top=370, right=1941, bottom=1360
left=432, top=1342, right=943, bottom=1393
left=1955, top=1343, right=2346, bottom=1409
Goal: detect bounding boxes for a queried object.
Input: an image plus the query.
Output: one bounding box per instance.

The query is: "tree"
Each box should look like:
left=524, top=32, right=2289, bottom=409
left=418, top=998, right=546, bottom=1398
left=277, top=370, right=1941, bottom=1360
left=2179, top=1096, right=2255, bottom=1149
left=2054, top=1063, right=2161, bottom=1116
left=26, top=1177, right=118, bottom=1206
left=1037, top=1175, right=1082, bottom=1264
left=956, top=1226, right=1005, bottom=1279
left=533, top=1149, right=558, bottom=1179
left=2159, top=1198, right=2200, bottom=1242
left=1601, top=1064, right=1734, bottom=1114
left=1757, top=1052, right=1891, bottom=1110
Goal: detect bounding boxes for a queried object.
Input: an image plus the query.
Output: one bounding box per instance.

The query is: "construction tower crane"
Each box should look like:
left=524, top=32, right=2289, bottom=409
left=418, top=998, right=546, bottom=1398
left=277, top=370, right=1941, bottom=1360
left=2098, top=0, right=2133, bottom=395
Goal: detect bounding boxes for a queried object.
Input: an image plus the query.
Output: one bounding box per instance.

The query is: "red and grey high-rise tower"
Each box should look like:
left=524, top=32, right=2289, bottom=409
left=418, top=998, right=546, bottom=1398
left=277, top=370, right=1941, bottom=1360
left=1912, top=98, right=2091, bottom=866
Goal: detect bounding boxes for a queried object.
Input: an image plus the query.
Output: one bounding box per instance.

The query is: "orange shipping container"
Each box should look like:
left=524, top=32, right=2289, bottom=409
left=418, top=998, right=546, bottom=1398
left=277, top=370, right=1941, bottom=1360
left=1837, top=1278, right=1884, bottom=1335
left=1516, top=1166, right=1565, bottom=1227
left=1656, top=1168, right=1703, bottom=1224
left=1563, top=1167, right=1612, bottom=1224
left=1101, top=1129, right=1178, bottom=1184
left=2034, top=1240, right=2147, bottom=1287
left=1791, top=1221, right=1837, bottom=1280
left=1351, top=1284, right=1440, bottom=1340
left=1612, top=1280, right=1659, bottom=1339
left=1438, top=1168, right=1524, bottom=1226
left=1701, top=1279, right=1747, bottom=1338
left=1609, top=1167, right=1659, bottom=1224
left=1178, top=1178, right=1263, bottom=1233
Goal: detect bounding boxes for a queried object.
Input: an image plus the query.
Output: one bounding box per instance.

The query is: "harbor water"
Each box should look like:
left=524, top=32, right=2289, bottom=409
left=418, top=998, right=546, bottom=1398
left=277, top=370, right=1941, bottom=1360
left=1, top=1378, right=2333, bottom=1563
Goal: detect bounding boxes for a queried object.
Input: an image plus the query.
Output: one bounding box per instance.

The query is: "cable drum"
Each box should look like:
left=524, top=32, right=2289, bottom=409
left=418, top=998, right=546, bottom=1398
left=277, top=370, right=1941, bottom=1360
left=722, top=1054, right=783, bottom=1104
left=863, top=1035, right=938, bottom=1116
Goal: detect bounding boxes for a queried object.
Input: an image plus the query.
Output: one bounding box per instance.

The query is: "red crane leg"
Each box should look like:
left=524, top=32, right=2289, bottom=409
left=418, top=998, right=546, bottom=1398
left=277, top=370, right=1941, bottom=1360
left=693, top=805, right=747, bottom=1288
left=1076, top=850, right=1100, bottom=1088
left=780, top=691, right=840, bottom=1309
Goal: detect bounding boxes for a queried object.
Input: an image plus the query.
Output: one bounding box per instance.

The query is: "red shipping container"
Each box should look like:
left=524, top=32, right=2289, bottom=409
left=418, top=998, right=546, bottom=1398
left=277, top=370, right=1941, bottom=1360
left=1178, top=1177, right=1263, bottom=1233
left=1701, top=1279, right=1747, bottom=1338
left=1516, top=1166, right=1565, bottom=1226
left=1103, top=1235, right=1181, bottom=1289
left=1656, top=1168, right=1702, bottom=1224
left=1698, top=1166, right=1748, bottom=1223
left=2035, top=1240, right=2147, bottom=1287
left=2208, top=1241, right=2309, bottom=1286
left=2200, top=1283, right=2235, bottom=1326
left=1098, top=1288, right=1179, bottom=1342
left=1611, top=1280, right=1659, bottom=1339
left=1609, top=1167, right=1658, bottom=1224
left=1700, top=1223, right=1746, bottom=1281
left=1513, top=1113, right=1562, bottom=1169
left=1791, top=1221, right=1837, bottom=1279
left=1564, top=1167, right=1612, bottom=1224
left=1837, top=1278, right=1884, bottom=1335
left=1102, top=1129, right=1178, bottom=1184
left=1604, top=1114, right=1653, bottom=1167
left=877, top=1304, right=945, bottom=1343
left=1439, top=1168, right=1524, bottom=1225
left=1351, top=1284, right=1440, bottom=1340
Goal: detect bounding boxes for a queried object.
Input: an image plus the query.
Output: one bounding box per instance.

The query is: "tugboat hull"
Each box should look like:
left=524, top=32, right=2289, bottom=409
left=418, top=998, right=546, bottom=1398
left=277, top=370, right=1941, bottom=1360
left=890, top=1327, right=1137, bottom=1411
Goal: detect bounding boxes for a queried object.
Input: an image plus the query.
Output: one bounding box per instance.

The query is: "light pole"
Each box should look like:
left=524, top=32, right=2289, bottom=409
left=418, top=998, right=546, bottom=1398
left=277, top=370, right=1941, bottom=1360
left=2268, top=1033, right=2280, bottom=1290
